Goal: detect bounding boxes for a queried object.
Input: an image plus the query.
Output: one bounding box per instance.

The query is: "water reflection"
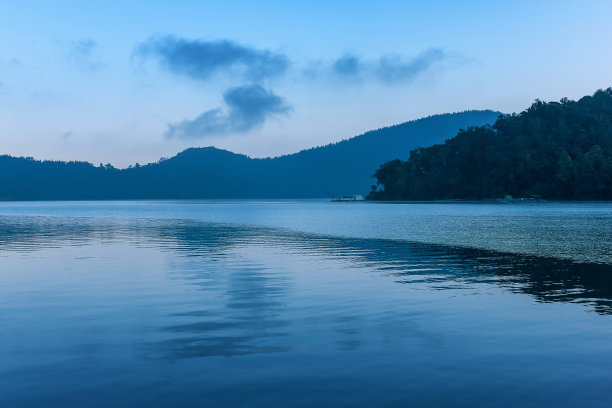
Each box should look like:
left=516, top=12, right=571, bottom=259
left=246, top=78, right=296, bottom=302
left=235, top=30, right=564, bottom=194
left=160, top=220, right=612, bottom=316
left=293, top=235, right=612, bottom=315
left=153, top=261, right=291, bottom=359
left=2, top=215, right=612, bottom=363
left=3, top=214, right=612, bottom=407
left=2, top=215, right=612, bottom=319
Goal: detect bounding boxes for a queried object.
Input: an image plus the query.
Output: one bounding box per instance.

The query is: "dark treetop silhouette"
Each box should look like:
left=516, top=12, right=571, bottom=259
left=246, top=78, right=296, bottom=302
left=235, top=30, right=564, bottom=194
left=0, top=111, right=498, bottom=200
left=369, top=89, right=612, bottom=201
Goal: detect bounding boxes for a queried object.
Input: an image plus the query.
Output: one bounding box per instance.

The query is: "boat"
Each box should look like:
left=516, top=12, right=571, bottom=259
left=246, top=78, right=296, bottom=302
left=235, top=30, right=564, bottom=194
left=332, top=195, right=365, bottom=202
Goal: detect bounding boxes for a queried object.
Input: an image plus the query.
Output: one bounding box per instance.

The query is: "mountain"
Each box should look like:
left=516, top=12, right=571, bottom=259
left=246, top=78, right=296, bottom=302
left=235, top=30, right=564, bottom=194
left=0, top=110, right=500, bottom=200
left=368, top=89, right=612, bottom=201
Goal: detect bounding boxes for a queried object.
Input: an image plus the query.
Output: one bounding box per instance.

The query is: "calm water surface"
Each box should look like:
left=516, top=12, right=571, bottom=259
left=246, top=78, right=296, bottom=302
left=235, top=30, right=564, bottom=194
left=0, top=201, right=611, bottom=407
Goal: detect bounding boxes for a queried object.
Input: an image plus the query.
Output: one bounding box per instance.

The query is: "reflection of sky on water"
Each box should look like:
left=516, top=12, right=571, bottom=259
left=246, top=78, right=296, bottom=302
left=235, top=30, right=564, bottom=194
left=2, top=215, right=612, bottom=316
left=1, top=214, right=612, bottom=407
left=0, top=200, right=610, bottom=263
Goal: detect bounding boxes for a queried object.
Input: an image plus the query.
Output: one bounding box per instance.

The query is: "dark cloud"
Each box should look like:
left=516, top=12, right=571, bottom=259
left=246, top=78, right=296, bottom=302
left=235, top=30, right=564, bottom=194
left=332, top=55, right=361, bottom=77
left=331, top=47, right=450, bottom=83
left=134, top=35, right=289, bottom=81
left=165, top=85, right=291, bottom=139
left=131, top=36, right=459, bottom=141
left=133, top=34, right=456, bottom=86
left=69, top=39, right=103, bottom=70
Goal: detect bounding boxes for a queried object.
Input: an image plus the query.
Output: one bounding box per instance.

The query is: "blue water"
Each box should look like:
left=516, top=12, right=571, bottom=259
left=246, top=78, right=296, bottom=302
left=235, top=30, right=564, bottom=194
left=1, top=201, right=611, bottom=407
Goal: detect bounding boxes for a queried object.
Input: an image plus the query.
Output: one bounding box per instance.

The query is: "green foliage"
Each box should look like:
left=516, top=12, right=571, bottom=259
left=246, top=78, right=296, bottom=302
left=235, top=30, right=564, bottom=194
left=369, top=88, right=612, bottom=201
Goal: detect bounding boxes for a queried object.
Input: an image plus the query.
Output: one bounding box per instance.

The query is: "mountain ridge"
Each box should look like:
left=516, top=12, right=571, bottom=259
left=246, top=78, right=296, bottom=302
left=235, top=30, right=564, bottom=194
left=0, top=110, right=501, bottom=200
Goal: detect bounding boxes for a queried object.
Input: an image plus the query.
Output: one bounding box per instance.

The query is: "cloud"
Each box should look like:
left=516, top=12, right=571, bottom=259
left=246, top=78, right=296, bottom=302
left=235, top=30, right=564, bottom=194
left=330, top=47, right=451, bottom=83
left=376, top=48, right=447, bottom=82
left=165, top=85, right=291, bottom=139
left=28, top=90, right=56, bottom=100
left=69, top=39, right=103, bottom=70
left=134, top=35, right=289, bottom=81
left=0, top=57, right=22, bottom=68
left=132, top=34, right=460, bottom=87
left=62, top=131, right=73, bottom=139
left=72, top=39, right=97, bottom=56
left=332, top=55, right=361, bottom=77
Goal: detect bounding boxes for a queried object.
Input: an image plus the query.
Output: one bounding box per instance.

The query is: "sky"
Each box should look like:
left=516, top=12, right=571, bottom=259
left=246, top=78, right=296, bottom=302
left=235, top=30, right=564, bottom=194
left=1, top=0, right=612, bottom=167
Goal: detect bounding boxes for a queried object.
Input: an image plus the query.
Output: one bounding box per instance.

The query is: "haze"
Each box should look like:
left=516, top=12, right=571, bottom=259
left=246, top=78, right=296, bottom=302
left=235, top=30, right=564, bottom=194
left=1, top=0, right=611, bottom=167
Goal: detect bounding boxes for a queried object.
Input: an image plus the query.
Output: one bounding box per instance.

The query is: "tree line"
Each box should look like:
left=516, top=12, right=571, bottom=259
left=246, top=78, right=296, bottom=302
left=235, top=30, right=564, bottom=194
left=368, top=89, right=612, bottom=201
left=0, top=111, right=498, bottom=200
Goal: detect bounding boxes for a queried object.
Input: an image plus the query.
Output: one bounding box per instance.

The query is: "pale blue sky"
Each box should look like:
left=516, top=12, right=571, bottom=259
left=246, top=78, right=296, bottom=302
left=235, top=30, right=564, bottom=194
left=1, top=0, right=611, bottom=166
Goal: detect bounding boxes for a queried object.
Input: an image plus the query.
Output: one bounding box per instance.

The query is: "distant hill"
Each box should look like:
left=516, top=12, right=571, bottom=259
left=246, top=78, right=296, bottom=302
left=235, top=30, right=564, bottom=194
left=369, top=89, right=612, bottom=201
left=0, top=110, right=500, bottom=200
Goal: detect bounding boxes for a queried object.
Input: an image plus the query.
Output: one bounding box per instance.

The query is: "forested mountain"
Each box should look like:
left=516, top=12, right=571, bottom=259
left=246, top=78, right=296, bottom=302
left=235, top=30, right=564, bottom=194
left=0, top=110, right=499, bottom=200
left=369, top=89, right=612, bottom=201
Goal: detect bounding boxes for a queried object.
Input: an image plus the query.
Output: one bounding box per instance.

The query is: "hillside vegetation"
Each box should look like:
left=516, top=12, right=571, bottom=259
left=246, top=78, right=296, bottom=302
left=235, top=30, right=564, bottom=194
left=0, top=111, right=498, bottom=200
left=369, top=89, right=612, bottom=201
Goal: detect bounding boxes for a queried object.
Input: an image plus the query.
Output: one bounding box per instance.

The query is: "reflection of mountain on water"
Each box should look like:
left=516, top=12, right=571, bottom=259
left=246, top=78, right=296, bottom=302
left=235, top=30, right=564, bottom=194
left=4, top=215, right=612, bottom=363
left=156, top=220, right=612, bottom=316
left=309, top=236, right=612, bottom=315
left=2, top=216, right=612, bottom=318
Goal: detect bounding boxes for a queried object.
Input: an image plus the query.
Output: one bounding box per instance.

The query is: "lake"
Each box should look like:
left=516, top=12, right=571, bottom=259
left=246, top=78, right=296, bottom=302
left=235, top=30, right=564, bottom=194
left=1, top=200, right=611, bottom=407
